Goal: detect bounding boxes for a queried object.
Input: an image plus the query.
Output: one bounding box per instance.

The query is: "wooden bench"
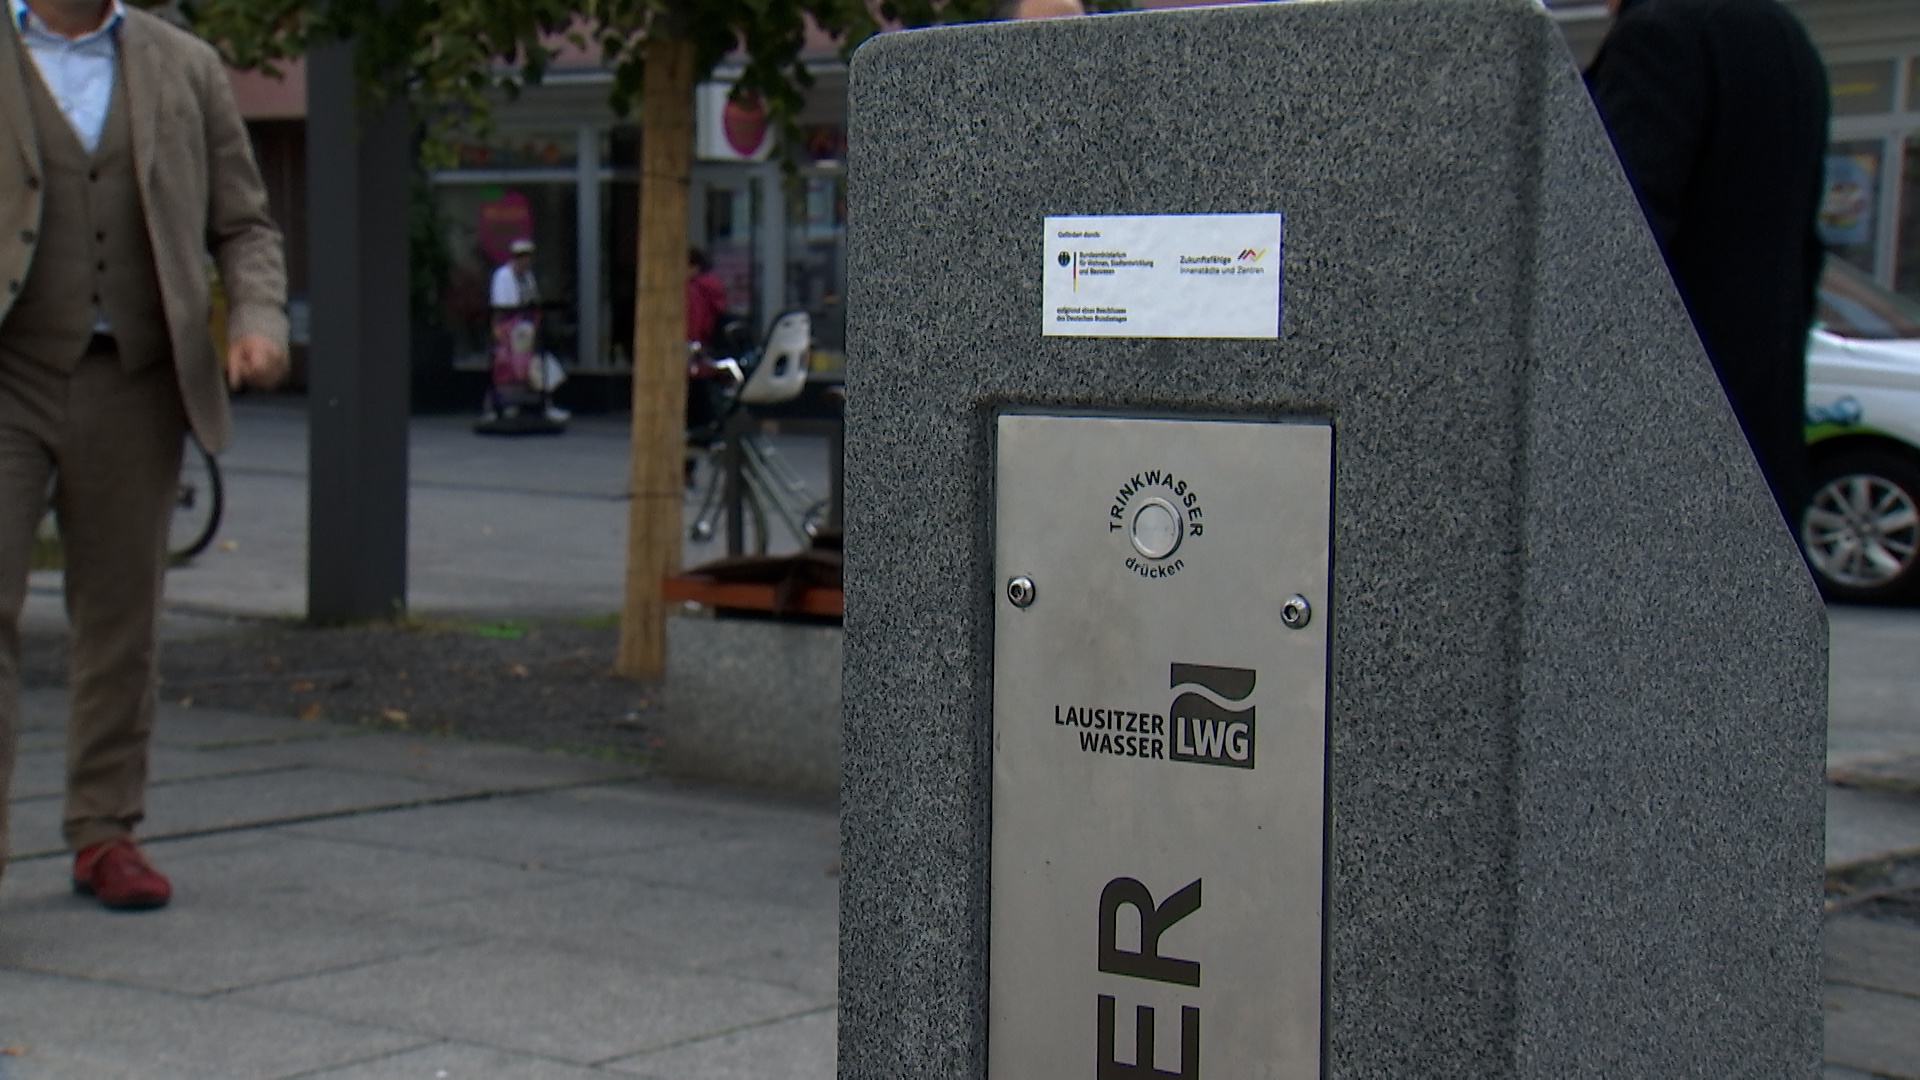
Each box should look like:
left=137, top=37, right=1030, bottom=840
left=661, top=572, right=844, bottom=619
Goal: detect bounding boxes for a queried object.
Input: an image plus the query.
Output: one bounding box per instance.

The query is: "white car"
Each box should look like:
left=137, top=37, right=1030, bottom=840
left=1804, top=259, right=1920, bottom=604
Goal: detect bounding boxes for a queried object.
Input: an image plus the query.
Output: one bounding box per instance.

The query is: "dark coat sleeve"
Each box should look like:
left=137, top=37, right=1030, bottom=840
left=1585, top=9, right=1712, bottom=253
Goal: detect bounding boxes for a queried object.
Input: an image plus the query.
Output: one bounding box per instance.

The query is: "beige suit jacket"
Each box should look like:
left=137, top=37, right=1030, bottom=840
left=0, top=7, right=287, bottom=453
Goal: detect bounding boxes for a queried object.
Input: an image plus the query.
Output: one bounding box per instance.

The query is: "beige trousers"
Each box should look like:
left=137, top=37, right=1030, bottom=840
left=0, top=342, right=186, bottom=879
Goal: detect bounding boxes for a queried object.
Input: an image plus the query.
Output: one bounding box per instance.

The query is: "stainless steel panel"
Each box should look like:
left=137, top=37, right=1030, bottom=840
left=991, top=413, right=1332, bottom=1080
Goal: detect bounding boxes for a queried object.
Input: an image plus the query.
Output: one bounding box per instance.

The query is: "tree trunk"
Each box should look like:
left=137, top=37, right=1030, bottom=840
left=615, top=36, right=695, bottom=679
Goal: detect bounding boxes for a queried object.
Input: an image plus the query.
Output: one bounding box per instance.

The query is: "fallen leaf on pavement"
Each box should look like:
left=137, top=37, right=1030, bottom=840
left=507, top=662, right=529, bottom=678
left=216, top=539, right=238, bottom=551
left=177, top=695, right=193, bottom=707
left=289, top=679, right=315, bottom=693
left=381, top=708, right=408, bottom=723
left=296, top=702, right=322, bottom=721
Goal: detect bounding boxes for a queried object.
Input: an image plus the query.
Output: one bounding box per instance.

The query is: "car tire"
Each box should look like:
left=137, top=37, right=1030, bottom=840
left=1802, top=449, right=1920, bottom=604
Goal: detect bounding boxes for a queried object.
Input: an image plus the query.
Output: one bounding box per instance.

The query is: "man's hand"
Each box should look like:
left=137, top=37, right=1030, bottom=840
left=226, top=332, right=289, bottom=391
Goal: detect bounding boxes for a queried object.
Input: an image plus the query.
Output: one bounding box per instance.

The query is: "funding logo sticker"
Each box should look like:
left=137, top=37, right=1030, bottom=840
left=1042, top=213, right=1284, bottom=338
left=1109, top=469, right=1205, bottom=581
left=1052, top=664, right=1255, bottom=770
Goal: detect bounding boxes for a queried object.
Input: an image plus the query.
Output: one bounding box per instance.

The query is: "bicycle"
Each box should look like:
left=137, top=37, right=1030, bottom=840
left=684, top=311, right=830, bottom=555
left=687, top=430, right=832, bottom=555
left=34, top=440, right=225, bottom=568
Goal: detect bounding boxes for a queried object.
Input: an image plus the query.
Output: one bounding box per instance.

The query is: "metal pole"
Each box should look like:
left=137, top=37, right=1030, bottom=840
left=724, top=414, right=745, bottom=556
left=576, top=124, right=601, bottom=368
left=759, top=161, right=785, bottom=331
left=305, top=39, right=411, bottom=623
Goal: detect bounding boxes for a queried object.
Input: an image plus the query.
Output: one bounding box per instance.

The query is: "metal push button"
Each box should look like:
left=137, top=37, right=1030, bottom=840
left=1129, top=497, right=1183, bottom=560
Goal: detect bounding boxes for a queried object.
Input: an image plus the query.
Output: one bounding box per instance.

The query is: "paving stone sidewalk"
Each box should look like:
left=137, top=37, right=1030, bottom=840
left=0, top=687, right=838, bottom=1079
left=1824, top=607, right=1920, bottom=1079
left=0, top=403, right=846, bottom=1077
left=1824, top=909, right=1920, bottom=1080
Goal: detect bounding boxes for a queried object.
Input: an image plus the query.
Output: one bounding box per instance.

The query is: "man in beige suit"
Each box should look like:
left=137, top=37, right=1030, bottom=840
left=0, top=0, right=287, bottom=909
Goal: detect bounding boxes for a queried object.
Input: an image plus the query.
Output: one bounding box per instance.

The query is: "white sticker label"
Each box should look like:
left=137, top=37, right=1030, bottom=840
left=1043, top=213, right=1283, bottom=338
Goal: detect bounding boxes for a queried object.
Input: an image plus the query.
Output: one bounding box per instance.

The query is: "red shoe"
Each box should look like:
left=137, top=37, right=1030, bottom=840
left=72, top=837, right=172, bottom=910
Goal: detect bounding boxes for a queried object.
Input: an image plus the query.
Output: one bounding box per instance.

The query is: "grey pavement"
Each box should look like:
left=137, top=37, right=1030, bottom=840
left=3, top=401, right=1920, bottom=1074
left=1825, top=605, right=1920, bottom=1078
left=0, top=687, right=838, bottom=1079
left=113, top=398, right=827, bottom=624
left=3, top=401, right=839, bottom=1078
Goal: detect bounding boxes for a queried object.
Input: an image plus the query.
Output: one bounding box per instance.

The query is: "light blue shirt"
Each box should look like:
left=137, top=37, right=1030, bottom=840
left=10, top=0, right=124, bottom=154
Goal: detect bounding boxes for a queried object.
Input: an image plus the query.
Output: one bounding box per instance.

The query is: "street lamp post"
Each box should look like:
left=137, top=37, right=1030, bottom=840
left=304, top=36, right=411, bottom=623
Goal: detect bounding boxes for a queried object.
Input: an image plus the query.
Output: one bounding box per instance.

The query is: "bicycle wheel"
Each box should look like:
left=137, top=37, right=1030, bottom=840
left=689, top=448, right=769, bottom=555
left=168, top=442, right=223, bottom=562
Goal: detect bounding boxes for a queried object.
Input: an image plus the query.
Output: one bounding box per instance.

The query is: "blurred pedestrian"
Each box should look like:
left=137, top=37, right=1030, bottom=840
left=685, top=246, right=727, bottom=351
left=491, top=236, right=539, bottom=312
left=485, top=237, right=535, bottom=418
left=684, top=248, right=731, bottom=486
left=1586, top=0, right=1829, bottom=531
left=484, top=237, right=567, bottom=423
left=0, top=0, right=289, bottom=909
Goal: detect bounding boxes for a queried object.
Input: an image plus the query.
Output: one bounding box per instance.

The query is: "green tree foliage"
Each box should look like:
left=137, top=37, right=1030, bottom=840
left=178, top=0, right=1130, bottom=161
left=177, top=0, right=1130, bottom=675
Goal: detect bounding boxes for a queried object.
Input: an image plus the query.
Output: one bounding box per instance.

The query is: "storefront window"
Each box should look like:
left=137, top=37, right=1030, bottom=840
left=603, top=179, right=637, bottom=366
left=446, top=129, right=579, bottom=171
left=607, top=125, right=640, bottom=170
left=1822, top=140, right=1883, bottom=276
left=799, top=125, right=847, bottom=167
left=788, top=172, right=847, bottom=361
left=700, top=177, right=762, bottom=316
left=602, top=172, right=764, bottom=363
left=433, top=182, right=580, bottom=367
left=1831, top=61, right=1896, bottom=118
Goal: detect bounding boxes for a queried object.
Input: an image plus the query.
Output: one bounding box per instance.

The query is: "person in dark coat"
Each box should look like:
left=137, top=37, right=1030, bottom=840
left=1586, top=0, right=1829, bottom=532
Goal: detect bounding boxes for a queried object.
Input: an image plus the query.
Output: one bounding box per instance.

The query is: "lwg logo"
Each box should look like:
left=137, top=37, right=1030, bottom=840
left=1168, top=664, right=1254, bottom=769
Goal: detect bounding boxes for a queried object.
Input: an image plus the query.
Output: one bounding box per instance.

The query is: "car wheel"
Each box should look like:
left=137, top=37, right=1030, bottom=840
left=1802, top=450, right=1920, bottom=604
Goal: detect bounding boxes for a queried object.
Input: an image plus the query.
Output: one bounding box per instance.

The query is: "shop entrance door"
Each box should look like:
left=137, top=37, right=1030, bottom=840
left=689, top=163, right=786, bottom=338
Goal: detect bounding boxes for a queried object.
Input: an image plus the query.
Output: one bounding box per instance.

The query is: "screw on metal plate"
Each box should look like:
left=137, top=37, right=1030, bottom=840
left=1280, top=594, right=1312, bottom=629
left=1007, top=576, right=1037, bottom=608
